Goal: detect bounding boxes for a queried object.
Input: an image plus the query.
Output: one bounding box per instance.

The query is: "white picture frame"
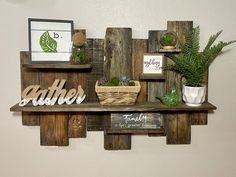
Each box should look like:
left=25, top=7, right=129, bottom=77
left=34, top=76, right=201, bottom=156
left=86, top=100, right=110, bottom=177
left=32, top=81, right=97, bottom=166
left=28, top=18, right=74, bottom=63
left=142, top=53, right=164, bottom=74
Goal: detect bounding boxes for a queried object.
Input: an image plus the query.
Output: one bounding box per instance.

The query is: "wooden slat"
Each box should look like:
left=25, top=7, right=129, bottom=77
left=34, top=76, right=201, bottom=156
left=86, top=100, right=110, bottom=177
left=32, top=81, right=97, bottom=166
left=68, top=113, right=86, bottom=138
left=86, top=38, right=106, bottom=131
left=147, top=30, right=166, bottom=137
left=20, top=51, right=40, bottom=126
left=10, top=102, right=217, bottom=112
left=39, top=71, right=69, bottom=146
left=67, top=68, right=87, bottom=138
left=106, top=128, right=165, bottom=135
left=22, top=63, right=92, bottom=69
left=40, top=113, right=69, bottom=146
left=166, top=113, right=191, bottom=144
left=104, top=28, right=132, bottom=150
left=166, top=21, right=193, bottom=144
left=132, top=39, right=148, bottom=102
left=104, top=116, right=131, bottom=150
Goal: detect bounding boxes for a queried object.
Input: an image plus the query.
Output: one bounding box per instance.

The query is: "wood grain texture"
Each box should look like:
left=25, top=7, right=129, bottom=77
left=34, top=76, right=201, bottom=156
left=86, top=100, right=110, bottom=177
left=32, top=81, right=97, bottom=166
left=104, top=28, right=132, bottom=79
left=106, top=128, right=165, bottom=135
left=166, top=21, right=193, bottom=144
left=132, top=39, right=148, bottom=102
left=86, top=38, right=106, bottom=131
left=40, top=113, right=69, bottom=146
left=20, top=51, right=40, bottom=126
left=147, top=31, right=166, bottom=137
left=167, top=21, right=208, bottom=125
left=104, top=28, right=132, bottom=150
left=68, top=113, right=86, bottom=138
left=39, top=70, right=69, bottom=146
left=166, top=113, right=191, bottom=144
left=10, top=102, right=217, bottom=112
left=104, top=116, right=131, bottom=150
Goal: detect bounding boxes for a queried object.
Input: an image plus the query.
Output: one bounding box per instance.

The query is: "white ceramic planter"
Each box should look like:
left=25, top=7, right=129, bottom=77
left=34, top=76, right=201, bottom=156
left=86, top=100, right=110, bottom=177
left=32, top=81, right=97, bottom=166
left=182, top=85, right=206, bottom=107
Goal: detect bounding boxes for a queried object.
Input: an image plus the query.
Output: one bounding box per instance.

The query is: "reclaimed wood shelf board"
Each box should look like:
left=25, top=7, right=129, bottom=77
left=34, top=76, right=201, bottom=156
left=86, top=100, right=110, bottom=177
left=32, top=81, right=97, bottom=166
left=106, top=128, right=165, bottom=135
left=158, top=48, right=181, bottom=53
left=23, top=63, right=92, bottom=69
left=139, top=73, right=165, bottom=80
left=10, top=102, right=217, bottom=113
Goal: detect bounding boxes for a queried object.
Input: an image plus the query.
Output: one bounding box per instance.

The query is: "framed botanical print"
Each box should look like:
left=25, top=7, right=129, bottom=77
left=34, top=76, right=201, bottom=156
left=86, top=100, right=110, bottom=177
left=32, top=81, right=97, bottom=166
left=28, top=18, right=74, bottom=63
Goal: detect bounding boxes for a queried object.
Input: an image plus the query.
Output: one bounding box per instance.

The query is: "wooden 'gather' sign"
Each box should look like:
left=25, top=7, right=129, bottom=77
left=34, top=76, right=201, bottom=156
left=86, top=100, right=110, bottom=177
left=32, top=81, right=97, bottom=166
left=111, top=113, right=162, bottom=129
left=19, top=79, right=86, bottom=106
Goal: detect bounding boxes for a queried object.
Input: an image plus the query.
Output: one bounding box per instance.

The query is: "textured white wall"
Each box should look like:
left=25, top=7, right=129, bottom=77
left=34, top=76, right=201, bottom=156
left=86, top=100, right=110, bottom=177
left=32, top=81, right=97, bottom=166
left=1, top=0, right=236, bottom=177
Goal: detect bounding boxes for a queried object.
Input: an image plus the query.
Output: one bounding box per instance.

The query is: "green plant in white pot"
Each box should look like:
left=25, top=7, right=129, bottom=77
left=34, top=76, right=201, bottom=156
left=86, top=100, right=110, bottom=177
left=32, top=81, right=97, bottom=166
left=165, top=26, right=235, bottom=107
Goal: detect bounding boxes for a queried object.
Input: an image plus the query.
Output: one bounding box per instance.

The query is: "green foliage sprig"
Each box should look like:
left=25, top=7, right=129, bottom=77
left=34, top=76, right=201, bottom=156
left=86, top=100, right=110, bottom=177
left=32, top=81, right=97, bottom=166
left=71, top=48, right=89, bottom=64
left=164, top=26, right=236, bottom=87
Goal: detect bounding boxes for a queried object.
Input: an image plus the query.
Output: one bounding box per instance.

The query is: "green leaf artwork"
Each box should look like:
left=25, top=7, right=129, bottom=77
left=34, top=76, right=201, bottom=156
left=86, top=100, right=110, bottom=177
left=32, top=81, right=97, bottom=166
left=39, top=31, right=57, bottom=53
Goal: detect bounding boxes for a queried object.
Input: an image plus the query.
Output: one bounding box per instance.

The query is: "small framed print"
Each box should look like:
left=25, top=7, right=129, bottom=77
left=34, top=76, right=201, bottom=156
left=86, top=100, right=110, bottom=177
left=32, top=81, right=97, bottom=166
left=143, top=53, right=164, bottom=74
left=28, top=18, right=74, bottom=63
left=140, top=53, right=165, bottom=80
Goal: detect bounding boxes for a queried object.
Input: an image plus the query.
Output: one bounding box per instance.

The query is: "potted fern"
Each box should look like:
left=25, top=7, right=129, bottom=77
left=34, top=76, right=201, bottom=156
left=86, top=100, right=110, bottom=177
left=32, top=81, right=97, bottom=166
left=165, top=26, right=235, bottom=107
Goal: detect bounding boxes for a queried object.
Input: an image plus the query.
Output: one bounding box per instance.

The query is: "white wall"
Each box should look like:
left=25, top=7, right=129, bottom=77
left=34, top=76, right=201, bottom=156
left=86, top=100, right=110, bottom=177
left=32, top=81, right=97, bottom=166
left=1, top=0, right=236, bottom=177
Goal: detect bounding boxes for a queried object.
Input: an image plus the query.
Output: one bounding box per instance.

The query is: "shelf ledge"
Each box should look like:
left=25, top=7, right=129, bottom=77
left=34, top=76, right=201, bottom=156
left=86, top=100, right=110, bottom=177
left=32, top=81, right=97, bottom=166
left=10, top=102, right=217, bottom=113
left=22, top=63, right=92, bottom=69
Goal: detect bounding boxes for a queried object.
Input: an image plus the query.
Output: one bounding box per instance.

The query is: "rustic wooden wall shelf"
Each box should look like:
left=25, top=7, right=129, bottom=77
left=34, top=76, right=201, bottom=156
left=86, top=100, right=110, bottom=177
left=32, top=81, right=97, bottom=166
left=10, top=102, right=216, bottom=113
left=22, top=63, right=92, bottom=69
left=139, top=73, right=166, bottom=80
left=10, top=21, right=217, bottom=150
left=159, top=48, right=181, bottom=53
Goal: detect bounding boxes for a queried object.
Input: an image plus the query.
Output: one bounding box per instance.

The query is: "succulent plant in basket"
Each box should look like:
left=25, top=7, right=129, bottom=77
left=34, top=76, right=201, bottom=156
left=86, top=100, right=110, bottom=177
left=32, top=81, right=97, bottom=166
left=164, top=26, right=235, bottom=107
left=95, top=76, right=141, bottom=105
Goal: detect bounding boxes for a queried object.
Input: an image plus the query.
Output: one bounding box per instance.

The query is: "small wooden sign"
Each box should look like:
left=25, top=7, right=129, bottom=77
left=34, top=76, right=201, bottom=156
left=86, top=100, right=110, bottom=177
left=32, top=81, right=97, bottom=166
left=111, top=113, right=163, bottom=129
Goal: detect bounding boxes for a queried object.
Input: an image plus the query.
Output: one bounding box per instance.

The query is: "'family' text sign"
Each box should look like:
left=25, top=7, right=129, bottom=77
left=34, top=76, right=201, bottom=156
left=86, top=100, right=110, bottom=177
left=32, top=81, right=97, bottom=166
left=111, top=113, right=162, bottom=129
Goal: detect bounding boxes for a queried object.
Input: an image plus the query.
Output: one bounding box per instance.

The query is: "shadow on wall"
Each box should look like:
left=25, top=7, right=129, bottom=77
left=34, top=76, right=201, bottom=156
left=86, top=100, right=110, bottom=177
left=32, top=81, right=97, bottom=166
left=5, top=0, right=57, bottom=8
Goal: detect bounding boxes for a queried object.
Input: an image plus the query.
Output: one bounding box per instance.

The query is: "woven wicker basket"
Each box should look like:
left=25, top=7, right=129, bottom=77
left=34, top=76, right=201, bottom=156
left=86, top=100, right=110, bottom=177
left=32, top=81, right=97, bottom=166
left=95, top=81, right=141, bottom=105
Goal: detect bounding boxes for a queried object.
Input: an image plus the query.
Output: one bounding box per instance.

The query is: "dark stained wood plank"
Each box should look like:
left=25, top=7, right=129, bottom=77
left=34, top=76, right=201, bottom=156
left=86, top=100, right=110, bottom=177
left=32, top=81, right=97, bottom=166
left=132, top=39, right=148, bottom=102
left=140, top=74, right=165, bottom=80
left=68, top=113, right=86, bottom=138
left=104, top=116, right=131, bottom=150
left=166, top=21, right=193, bottom=144
left=147, top=30, right=166, bottom=136
left=106, top=128, right=165, bottom=135
left=10, top=102, right=217, bottom=112
left=39, top=70, right=69, bottom=146
left=166, top=113, right=191, bottom=144
left=67, top=68, right=87, bottom=138
left=20, top=51, right=40, bottom=126
left=23, top=63, right=92, bottom=69
left=86, top=38, right=106, bottom=131
left=104, top=28, right=132, bottom=150
left=40, top=113, right=69, bottom=146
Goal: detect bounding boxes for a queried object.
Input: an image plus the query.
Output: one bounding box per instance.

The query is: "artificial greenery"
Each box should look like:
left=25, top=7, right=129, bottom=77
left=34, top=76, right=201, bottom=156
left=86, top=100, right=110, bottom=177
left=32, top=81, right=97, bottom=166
left=156, top=87, right=179, bottom=107
left=97, top=76, right=135, bottom=86
left=160, top=32, right=177, bottom=46
left=164, top=26, right=236, bottom=87
left=71, top=48, right=88, bottom=64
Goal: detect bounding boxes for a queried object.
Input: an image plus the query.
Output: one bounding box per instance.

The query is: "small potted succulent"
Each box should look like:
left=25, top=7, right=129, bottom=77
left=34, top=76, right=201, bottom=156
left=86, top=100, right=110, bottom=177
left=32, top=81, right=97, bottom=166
left=164, top=26, right=235, bottom=107
left=160, top=31, right=177, bottom=49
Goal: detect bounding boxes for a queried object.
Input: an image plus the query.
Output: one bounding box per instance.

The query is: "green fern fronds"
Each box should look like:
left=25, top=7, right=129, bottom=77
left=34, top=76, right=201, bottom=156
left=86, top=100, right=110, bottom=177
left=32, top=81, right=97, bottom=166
left=164, top=26, right=235, bottom=87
